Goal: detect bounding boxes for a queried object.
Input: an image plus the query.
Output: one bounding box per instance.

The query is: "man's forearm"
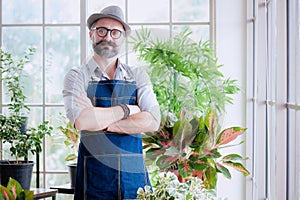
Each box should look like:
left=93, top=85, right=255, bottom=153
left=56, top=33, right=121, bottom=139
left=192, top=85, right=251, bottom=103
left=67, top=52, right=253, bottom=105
left=106, top=111, right=160, bottom=134
left=75, top=106, right=124, bottom=131
left=74, top=104, right=142, bottom=131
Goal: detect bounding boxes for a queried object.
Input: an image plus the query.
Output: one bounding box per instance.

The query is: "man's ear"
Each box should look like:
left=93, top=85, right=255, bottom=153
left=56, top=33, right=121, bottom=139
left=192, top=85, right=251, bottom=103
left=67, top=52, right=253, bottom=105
left=89, top=31, right=93, bottom=40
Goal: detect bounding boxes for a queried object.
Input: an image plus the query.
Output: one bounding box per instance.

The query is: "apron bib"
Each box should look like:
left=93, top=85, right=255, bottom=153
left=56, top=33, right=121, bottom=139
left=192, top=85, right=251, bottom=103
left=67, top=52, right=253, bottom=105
left=74, top=80, right=150, bottom=200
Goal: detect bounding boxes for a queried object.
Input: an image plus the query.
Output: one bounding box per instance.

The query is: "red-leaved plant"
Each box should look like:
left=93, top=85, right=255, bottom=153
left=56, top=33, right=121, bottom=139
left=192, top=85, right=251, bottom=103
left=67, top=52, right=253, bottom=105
left=143, top=110, right=249, bottom=189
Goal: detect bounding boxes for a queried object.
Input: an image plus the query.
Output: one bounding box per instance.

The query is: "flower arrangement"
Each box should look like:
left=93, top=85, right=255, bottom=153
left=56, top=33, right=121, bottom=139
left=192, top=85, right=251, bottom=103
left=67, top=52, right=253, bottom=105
left=137, top=171, right=216, bottom=200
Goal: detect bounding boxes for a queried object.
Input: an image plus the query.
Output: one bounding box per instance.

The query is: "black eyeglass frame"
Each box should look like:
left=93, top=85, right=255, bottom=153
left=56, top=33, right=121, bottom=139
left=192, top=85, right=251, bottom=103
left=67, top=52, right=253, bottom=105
left=91, top=27, right=124, bottom=39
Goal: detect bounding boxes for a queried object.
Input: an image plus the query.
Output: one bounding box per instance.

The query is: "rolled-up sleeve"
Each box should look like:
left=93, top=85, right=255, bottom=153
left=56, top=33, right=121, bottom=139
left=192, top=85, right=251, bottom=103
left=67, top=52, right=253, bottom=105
left=62, top=68, right=87, bottom=126
left=133, top=67, right=161, bottom=125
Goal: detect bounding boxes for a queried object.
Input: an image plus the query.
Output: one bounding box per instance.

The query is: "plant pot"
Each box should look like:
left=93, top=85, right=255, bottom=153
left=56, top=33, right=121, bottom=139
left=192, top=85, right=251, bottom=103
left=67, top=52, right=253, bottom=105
left=67, top=163, right=77, bottom=187
left=20, top=116, right=28, bottom=133
left=0, top=160, right=34, bottom=190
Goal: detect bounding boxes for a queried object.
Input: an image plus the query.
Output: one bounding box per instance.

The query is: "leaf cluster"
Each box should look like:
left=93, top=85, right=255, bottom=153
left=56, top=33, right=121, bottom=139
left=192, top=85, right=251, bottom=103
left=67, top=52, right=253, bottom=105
left=131, top=28, right=239, bottom=124
left=0, top=48, right=35, bottom=116
left=131, top=28, right=248, bottom=189
left=57, top=117, right=80, bottom=161
left=143, top=111, right=249, bottom=189
left=0, top=48, right=53, bottom=162
left=0, top=177, right=34, bottom=200
left=136, top=171, right=215, bottom=200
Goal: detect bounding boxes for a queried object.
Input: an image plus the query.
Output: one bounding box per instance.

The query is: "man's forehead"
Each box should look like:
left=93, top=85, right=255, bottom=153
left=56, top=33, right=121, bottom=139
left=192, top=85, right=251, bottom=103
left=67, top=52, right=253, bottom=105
left=94, top=18, right=124, bottom=29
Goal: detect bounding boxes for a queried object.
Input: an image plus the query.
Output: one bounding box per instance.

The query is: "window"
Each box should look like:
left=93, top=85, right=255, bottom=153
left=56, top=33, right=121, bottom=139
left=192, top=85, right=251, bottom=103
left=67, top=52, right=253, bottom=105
left=0, top=1, right=213, bottom=199
left=246, top=0, right=300, bottom=199
left=287, top=0, right=300, bottom=199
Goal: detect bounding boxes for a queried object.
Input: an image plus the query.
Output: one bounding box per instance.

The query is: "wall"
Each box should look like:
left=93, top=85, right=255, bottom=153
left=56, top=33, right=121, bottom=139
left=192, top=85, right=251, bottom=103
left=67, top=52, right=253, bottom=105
left=215, top=0, right=247, bottom=199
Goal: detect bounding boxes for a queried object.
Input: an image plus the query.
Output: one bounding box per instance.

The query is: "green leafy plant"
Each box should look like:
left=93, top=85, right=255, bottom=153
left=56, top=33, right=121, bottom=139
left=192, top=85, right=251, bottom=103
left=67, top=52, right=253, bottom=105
left=143, top=110, right=249, bottom=189
left=0, top=48, right=53, bottom=163
left=0, top=177, right=34, bottom=200
left=131, top=28, right=249, bottom=189
left=137, top=171, right=215, bottom=200
left=57, top=115, right=79, bottom=161
left=132, top=28, right=239, bottom=123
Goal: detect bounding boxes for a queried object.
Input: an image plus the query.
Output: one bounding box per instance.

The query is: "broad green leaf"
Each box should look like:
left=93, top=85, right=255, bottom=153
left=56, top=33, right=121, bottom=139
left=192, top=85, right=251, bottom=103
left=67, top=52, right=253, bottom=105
left=65, top=154, right=77, bottom=161
left=222, top=153, right=244, bottom=161
left=203, top=166, right=217, bottom=189
left=216, top=163, right=231, bottom=179
left=216, top=127, right=247, bottom=147
left=0, top=186, right=14, bottom=200
left=7, top=178, right=23, bottom=198
left=223, top=161, right=250, bottom=176
left=173, top=120, right=196, bottom=152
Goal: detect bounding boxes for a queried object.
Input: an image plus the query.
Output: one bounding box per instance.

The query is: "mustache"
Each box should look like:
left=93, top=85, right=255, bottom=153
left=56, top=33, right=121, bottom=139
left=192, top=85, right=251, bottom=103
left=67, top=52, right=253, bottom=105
left=95, top=40, right=117, bottom=47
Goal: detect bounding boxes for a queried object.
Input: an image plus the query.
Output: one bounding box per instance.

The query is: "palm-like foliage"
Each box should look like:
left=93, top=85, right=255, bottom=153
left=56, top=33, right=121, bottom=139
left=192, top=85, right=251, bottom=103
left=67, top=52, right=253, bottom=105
left=131, top=28, right=249, bottom=189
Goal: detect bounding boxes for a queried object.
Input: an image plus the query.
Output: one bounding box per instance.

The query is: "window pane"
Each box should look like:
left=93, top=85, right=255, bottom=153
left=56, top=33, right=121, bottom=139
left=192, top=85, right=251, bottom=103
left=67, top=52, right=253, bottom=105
left=87, top=0, right=125, bottom=20
left=45, top=0, right=80, bottom=24
left=173, top=25, right=210, bottom=41
left=298, top=5, right=300, bottom=102
left=128, top=0, right=169, bottom=23
left=173, top=0, right=209, bottom=22
left=45, top=27, right=80, bottom=104
left=2, top=0, right=42, bottom=24
left=2, top=27, right=43, bottom=104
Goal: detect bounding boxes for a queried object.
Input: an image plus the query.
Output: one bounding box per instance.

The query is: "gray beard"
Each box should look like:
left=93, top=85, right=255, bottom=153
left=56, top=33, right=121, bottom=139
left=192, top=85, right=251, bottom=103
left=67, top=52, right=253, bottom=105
left=93, top=42, right=119, bottom=58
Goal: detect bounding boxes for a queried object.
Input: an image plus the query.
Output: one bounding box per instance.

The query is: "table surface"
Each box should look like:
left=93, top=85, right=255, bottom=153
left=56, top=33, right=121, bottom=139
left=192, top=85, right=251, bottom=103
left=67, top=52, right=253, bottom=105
left=50, top=184, right=74, bottom=194
left=32, top=188, right=57, bottom=198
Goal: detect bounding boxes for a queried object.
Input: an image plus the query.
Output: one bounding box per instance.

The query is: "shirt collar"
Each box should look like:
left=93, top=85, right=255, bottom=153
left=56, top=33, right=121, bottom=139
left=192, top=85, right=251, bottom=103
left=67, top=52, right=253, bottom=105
left=87, top=57, right=128, bottom=80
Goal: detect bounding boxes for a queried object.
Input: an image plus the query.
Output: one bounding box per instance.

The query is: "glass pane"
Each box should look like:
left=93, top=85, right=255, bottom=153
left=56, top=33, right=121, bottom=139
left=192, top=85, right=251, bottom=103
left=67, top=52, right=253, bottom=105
left=45, top=27, right=80, bottom=104
left=173, top=25, right=210, bottom=42
left=2, top=27, right=43, bottom=104
left=128, top=0, right=169, bottom=23
left=87, top=0, right=125, bottom=20
left=173, top=0, right=209, bottom=22
left=2, top=0, right=42, bottom=24
left=45, top=0, right=80, bottom=24
left=296, top=110, right=300, bottom=199
left=47, top=174, right=70, bottom=189
left=298, top=7, right=300, bottom=103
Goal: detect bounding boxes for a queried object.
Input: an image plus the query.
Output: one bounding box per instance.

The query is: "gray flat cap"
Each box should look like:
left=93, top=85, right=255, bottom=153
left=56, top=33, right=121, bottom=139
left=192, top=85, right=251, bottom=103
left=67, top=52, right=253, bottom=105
left=87, top=5, right=131, bottom=35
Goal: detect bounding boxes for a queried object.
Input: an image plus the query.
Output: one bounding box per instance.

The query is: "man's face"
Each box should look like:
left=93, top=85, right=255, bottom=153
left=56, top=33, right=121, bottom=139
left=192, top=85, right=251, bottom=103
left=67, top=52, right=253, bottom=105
left=90, top=18, right=125, bottom=58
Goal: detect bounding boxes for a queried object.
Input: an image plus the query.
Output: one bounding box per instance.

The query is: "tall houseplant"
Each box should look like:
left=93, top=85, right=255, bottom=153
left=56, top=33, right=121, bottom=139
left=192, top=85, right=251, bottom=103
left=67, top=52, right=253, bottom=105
left=0, top=48, right=53, bottom=189
left=131, top=28, right=249, bottom=189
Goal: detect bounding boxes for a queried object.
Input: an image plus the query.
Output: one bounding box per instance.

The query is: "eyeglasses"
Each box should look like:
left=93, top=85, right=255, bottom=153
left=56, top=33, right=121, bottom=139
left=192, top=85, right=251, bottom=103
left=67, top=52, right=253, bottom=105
left=91, top=27, right=123, bottom=39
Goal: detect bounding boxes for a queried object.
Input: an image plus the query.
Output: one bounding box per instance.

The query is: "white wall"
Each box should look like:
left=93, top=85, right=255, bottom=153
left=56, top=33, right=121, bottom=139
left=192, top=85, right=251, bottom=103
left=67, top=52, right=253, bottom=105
left=215, top=0, right=247, bottom=199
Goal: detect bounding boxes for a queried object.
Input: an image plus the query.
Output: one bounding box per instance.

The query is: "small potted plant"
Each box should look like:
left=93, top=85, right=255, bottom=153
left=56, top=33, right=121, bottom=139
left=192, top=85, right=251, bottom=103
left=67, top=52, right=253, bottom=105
left=0, top=48, right=53, bottom=189
left=137, top=171, right=216, bottom=200
left=0, top=177, right=34, bottom=200
left=57, top=114, right=80, bottom=187
left=131, top=28, right=249, bottom=189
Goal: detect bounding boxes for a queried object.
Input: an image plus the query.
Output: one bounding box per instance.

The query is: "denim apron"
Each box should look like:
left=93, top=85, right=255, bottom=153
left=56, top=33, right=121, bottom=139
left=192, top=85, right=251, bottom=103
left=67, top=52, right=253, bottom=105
left=74, top=80, right=150, bottom=200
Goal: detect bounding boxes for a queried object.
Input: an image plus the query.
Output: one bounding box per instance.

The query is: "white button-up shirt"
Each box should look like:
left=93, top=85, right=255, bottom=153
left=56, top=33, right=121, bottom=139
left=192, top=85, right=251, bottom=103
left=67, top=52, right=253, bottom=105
left=62, top=57, right=161, bottom=126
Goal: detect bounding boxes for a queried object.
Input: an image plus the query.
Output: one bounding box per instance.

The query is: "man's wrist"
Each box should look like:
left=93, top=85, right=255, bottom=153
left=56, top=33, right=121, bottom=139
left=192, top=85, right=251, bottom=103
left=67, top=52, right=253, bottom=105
left=119, top=104, right=130, bottom=119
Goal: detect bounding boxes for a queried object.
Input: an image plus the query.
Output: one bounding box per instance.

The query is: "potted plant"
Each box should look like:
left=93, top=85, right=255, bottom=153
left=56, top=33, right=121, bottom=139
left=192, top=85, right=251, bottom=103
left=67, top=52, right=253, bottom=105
left=0, top=48, right=53, bottom=189
left=57, top=115, right=79, bottom=187
left=137, top=171, right=216, bottom=200
left=131, top=28, right=249, bottom=189
left=0, top=177, right=34, bottom=200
